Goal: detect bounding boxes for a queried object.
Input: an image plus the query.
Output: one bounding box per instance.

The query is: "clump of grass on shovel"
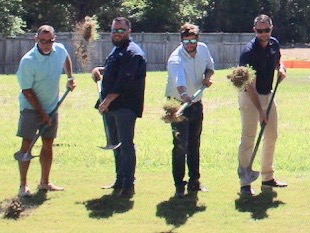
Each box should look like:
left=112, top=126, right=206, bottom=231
left=227, top=65, right=256, bottom=91
left=161, top=99, right=186, bottom=123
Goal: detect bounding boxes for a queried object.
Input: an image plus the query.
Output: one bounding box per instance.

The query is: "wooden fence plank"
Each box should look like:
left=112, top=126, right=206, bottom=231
left=0, top=32, right=254, bottom=74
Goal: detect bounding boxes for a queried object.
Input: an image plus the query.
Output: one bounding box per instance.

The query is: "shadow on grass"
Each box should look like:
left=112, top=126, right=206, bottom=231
left=235, top=189, right=286, bottom=220
left=1, top=190, right=48, bottom=219
left=81, top=193, right=134, bottom=219
left=156, top=192, right=206, bottom=230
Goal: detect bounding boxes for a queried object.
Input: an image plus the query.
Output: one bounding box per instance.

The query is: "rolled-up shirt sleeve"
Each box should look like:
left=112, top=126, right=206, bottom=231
left=168, top=62, right=186, bottom=87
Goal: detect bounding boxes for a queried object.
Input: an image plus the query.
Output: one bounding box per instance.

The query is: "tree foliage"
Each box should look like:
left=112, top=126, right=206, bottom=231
left=1, top=0, right=308, bottom=43
left=0, top=0, right=25, bottom=37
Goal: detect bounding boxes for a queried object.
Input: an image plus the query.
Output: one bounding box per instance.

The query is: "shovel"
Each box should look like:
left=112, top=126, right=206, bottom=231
left=14, top=88, right=71, bottom=162
left=96, top=80, right=121, bottom=150
left=175, top=85, right=207, bottom=117
left=238, top=77, right=281, bottom=184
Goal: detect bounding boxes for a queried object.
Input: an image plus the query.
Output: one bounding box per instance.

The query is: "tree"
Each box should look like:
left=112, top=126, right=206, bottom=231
left=0, top=0, right=25, bottom=37
left=122, top=0, right=210, bottom=32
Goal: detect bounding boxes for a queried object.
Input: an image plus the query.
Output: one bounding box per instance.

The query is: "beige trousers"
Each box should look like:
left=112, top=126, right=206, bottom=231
left=238, top=91, right=278, bottom=186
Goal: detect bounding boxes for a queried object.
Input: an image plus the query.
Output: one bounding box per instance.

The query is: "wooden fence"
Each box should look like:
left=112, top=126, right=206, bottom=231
left=0, top=32, right=254, bottom=74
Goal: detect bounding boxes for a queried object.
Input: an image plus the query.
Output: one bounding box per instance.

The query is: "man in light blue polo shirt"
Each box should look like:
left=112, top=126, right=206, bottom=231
left=16, top=25, right=76, bottom=197
left=165, top=23, right=215, bottom=198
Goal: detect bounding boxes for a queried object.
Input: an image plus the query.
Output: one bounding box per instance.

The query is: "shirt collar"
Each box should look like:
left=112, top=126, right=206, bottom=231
left=181, top=44, right=195, bottom=59
left=34, top=43, right=56, bottom=59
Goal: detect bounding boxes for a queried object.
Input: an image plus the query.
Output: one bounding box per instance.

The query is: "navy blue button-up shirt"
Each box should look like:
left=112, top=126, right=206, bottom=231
left=239, top=37, right=280, bottom=94
left=100, top=39, right=146, bottom=117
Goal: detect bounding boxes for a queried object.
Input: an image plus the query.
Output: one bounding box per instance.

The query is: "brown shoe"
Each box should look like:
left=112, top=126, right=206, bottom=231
left=38, top=183, right=64, bottom=191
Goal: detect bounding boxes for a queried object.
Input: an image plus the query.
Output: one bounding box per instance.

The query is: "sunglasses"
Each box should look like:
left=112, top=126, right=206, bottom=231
left=111, top=28, right=127, bottom=34
left=256, top=28, right=271, bottom=34
left=182, top=39, right=197, bottom=44
left=38, top=39, right=55, bottom=45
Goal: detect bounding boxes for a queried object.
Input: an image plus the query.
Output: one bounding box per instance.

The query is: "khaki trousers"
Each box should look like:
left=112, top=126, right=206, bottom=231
left=238, top=91, right=278, bottom=186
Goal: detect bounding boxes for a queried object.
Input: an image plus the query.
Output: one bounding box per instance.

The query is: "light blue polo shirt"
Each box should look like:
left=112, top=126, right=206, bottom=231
left=16, top=42, right=68, bottom=113
left=166, top=42, right=214, bottom=102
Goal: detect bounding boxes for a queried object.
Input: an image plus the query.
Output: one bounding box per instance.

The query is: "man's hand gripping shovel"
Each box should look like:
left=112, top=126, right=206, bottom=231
left=175, top=85, right=207, bottom=117
left=14, top=88, right=71, bottom=162
left=96, top=80, right=121, bottom=150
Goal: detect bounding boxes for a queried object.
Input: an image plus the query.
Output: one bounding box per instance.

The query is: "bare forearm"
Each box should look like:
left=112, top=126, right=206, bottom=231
left=91, top=67, right=105, bottom=82
left=64, top=56, right=73, bottom=77
left=204, top=69, right=214, bottom=80
left=98, top=93, right=120, bottom=113
left=22, top=89, right=50, bottom=125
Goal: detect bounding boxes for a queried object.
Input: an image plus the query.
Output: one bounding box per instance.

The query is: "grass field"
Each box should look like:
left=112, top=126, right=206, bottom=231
left=0, top=69, right=309, bottom=233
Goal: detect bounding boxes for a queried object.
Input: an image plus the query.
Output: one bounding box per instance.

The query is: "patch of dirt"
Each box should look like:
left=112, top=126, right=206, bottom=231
left=281, top=44, right=310, bottom=61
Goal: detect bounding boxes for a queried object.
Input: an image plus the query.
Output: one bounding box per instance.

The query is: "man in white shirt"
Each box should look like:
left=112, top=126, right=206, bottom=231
left=165, top=23, right=215, bottom=198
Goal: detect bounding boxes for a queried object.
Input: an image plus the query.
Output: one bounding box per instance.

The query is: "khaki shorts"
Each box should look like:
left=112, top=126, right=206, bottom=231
left=17, top=109, right=58, bottom=140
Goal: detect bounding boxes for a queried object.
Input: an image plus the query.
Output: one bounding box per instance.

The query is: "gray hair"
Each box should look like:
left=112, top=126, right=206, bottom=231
left=36, top=25, right=55, bottom=37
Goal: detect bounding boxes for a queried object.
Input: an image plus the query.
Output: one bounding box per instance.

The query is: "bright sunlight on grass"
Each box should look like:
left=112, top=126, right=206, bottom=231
left=0, top=69, right=309, bottom=232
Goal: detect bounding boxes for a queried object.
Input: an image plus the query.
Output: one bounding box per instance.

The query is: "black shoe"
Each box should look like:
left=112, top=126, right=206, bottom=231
left=175, top=181, right=187, bottom=198
left=262, top=179, right=287, bottom=188
left=118, top=186, right=135, bottom=199
left=240, top=185, right=255, bottom=196
left=187, top=180, right=208, bottom=192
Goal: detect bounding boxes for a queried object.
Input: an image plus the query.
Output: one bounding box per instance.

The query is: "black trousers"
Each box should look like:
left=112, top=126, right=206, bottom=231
left=170, top=101, right=203, bottom=187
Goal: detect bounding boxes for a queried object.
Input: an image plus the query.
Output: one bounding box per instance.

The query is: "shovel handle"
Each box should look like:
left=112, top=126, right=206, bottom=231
left=175, top=85, right=207, bottom=117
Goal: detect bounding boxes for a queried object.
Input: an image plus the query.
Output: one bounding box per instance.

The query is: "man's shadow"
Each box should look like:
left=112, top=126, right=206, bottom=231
left=156, top=192, right=207, bottom=230
left=80, top=193, right=134, bottom=219
left=235, top=189, right=285, bottom=220
left=1, top=190, right=48, bottom=219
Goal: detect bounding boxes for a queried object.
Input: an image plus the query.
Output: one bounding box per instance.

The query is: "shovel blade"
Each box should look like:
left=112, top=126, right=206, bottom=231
left=98, top=142, right=122, bottom=150
left=238, top=166, right=260, bottom=184
left=14, top=151, right=39, bottom=162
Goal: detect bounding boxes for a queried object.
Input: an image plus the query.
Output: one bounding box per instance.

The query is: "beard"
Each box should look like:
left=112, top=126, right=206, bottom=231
left=112, top=37, right=127, bottom=47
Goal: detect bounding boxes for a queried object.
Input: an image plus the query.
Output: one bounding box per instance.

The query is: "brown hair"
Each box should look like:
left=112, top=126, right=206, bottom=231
left=180, top=23, right=199, bottom=39
left=112, top=17, right=131, bottom=29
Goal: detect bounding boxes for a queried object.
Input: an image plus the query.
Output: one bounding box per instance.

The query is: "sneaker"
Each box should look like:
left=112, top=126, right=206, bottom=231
left=262, top=179, right=287, bottom=188
left=38, top=182, right=64, bottom=191
left=187, top=180, right=208, bottom=192
left=240, top=185, right=255, bottom=196
left=18, top=185, right=32, bottom=197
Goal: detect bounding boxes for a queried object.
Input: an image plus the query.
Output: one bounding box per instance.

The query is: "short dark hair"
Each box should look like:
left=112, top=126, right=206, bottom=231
left=254, top=14, right=273, bottom=26
left=180, top=23, right=199, bottom=38
left=112, top=17, right=131, bottom=29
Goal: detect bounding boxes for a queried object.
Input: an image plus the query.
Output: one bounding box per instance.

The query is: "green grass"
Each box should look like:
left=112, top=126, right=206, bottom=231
left=0, top=69, right=309, bottom=232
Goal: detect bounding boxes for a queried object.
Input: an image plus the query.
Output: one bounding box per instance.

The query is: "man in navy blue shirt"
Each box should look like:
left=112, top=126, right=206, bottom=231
left=238, top=14, right=287, bottom=195
left=92, top=17, right=146, bottom=198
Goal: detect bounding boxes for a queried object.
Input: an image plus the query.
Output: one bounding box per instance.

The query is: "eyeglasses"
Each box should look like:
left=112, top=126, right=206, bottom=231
left=111, top=28, right=127, bottom=34
left=182, top=39, right=197, bottom=44
left=256, top=28, right=271, bottom=34
left=38, top=39, right=55, bottom=45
